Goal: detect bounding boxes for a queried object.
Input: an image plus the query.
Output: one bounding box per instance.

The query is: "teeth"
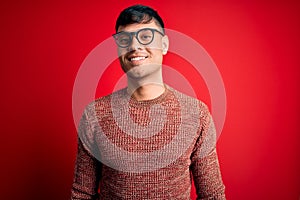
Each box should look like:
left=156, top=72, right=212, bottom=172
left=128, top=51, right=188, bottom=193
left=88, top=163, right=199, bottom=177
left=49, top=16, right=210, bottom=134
left=130, top=56, right=146, bottom=61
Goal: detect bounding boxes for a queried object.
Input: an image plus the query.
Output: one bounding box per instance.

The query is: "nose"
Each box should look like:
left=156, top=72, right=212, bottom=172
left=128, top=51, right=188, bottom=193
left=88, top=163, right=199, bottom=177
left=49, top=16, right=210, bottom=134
left=127, top=35, right=142, bottom=51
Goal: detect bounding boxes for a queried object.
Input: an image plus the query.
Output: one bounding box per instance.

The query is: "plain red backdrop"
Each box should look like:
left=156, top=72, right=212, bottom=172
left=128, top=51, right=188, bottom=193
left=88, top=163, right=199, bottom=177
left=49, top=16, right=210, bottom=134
left=1, top=0, right=299, bottom=199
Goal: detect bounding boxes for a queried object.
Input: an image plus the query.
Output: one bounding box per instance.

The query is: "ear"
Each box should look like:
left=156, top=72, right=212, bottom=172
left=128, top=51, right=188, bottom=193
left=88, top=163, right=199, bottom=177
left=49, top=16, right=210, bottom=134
left=162, top=35, right=169, bottom=55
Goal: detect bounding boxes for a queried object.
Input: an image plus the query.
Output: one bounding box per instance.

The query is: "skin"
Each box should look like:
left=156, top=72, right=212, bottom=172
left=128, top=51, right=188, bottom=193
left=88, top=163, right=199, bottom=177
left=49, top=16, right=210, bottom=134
left=117, top=20, right=169, bottom=101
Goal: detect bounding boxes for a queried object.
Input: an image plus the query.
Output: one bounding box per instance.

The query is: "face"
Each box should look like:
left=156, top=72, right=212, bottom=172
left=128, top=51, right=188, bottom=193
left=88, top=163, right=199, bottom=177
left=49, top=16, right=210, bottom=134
left=116, top=21, right=169, bottom=80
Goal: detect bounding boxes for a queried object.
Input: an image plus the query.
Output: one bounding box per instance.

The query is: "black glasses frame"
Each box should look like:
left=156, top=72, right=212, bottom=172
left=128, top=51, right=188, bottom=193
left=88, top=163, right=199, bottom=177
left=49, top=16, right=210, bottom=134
left=113, top=28, right=165, bottom=48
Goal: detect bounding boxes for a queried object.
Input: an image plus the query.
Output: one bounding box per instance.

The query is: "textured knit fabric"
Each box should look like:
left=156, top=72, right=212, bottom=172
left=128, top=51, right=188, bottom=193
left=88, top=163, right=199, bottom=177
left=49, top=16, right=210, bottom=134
left=71, top=86, right=226, bottom=200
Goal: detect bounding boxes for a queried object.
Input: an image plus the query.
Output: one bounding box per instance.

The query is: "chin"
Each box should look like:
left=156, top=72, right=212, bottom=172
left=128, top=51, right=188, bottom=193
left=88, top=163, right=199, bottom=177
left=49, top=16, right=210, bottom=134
left=126, top=69, right=146, bottom=79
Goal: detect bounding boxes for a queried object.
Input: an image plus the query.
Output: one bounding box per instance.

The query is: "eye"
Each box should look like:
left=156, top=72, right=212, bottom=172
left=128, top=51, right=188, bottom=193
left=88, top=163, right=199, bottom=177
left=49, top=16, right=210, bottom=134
left=141, top=35, right=152, bottom=39
left=139, top=32, right=153, bottom=41
left=139, top=31, right=153, bottom=41
left=119, top=38, right=130, bottom=44
left=117, top=35, right=130, bottom=45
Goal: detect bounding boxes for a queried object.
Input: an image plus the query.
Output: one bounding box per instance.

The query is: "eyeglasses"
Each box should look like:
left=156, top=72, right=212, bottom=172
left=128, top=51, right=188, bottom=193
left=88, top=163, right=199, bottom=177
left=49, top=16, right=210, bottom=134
left=113, top=28, right=165, bottom=48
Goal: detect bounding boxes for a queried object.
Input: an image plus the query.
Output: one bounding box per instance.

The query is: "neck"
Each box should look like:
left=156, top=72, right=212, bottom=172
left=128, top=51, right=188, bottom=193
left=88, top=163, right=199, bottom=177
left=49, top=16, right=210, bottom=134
left=127, top=76, right=165, bottom=101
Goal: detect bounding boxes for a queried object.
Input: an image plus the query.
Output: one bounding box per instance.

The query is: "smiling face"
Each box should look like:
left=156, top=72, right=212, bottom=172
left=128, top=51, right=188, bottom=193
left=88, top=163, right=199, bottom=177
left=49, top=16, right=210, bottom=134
left=116, top=20, right=169, bottom=80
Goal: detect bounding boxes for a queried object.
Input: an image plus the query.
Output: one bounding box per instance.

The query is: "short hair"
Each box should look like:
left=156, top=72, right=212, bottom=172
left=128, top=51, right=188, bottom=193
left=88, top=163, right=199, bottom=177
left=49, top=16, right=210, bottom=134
left=115, top=4, right=165, bottom=33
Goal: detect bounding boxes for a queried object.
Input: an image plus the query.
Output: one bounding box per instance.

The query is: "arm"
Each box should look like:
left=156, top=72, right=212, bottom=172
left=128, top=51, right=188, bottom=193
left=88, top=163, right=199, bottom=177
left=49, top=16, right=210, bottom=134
left=191, top=148, right=226, bottom=200
left=71, top=140, right=101, bottom=200
left=190, top=105, right=226, bottom=199
left=71, top=106, right=102, bottom=200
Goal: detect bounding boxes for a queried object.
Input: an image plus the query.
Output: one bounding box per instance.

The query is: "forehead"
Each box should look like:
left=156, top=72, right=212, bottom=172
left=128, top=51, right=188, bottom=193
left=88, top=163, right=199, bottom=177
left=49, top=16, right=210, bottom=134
left=117, top=20, right=161, bottom=32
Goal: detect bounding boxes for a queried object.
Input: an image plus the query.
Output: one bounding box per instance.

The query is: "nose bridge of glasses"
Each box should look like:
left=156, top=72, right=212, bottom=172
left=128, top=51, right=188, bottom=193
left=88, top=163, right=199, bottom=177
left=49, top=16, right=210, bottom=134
left=129, top=31, right=141, bottom=46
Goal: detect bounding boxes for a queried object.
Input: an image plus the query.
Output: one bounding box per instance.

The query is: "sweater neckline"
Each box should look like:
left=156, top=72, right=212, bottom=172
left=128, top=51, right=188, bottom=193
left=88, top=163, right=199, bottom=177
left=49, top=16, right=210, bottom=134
left=124, top=85, right=170, bottom=107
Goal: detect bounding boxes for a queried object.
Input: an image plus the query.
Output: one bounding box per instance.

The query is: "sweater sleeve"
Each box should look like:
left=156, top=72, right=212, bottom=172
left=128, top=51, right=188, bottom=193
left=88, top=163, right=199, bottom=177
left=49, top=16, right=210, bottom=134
left=190, top=105, right=226, bottom=200
left=71, top=107, right=102, bottom=200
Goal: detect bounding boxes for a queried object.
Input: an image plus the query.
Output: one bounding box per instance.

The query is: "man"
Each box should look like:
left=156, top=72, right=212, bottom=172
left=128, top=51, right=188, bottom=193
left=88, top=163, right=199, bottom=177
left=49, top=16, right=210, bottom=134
left=71, top=4, right=226, bottom=200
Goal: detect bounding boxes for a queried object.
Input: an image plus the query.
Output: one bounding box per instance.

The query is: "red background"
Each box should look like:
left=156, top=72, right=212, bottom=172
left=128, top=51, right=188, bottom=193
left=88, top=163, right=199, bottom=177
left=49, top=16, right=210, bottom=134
left=1, top=0, right=299, bottom=199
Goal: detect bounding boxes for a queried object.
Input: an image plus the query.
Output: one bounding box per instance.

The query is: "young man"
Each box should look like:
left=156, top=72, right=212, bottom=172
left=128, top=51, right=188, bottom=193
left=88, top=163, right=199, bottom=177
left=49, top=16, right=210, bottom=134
left=71, top=5, right=226, bottom=200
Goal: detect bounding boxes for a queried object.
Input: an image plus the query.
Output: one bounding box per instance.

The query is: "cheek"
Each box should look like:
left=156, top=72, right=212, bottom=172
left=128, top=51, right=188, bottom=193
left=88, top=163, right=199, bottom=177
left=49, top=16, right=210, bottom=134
left=151, top=43, right=163, bottom=50
left=118, top=48, right=126, bottom=57
left=146, top=39, right=163, bottom=51
left=117, top=45, right=131, bottom=56
left=146, top=47, right=163, bottom=57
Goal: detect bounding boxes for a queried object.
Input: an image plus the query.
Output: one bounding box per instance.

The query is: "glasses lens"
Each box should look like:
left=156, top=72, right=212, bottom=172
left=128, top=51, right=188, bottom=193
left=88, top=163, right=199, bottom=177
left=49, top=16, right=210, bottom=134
left=138, top=29, right=153, bottom=44
left=116, top=33, right=130, bottom=47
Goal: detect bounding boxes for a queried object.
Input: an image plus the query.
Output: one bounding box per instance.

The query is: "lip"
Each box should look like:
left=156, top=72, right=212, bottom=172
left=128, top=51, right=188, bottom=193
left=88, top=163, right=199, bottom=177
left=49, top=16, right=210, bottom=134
left=126, top=54, right=148, bottom=65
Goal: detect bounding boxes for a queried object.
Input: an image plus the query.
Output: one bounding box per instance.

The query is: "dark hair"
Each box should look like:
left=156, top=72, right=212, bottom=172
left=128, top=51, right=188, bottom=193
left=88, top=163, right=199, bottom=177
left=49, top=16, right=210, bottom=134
left=115, top=5, right=165, bottom=33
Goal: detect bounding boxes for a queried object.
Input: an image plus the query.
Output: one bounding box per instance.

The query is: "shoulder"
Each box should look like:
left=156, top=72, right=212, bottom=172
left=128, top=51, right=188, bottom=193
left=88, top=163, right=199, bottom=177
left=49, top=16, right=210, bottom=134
left=166, top=85, right=212, bottom=130
left=83, top=88, right=127, bottom=117
left=166, top=85, right=210, bottom=114
left=95, top=88, right=127, bottom=105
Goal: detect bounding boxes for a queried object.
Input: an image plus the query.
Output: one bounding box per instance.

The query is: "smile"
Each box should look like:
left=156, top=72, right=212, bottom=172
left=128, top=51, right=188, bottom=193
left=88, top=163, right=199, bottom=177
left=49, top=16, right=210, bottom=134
left=129, top=56, right=147, bottom=61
